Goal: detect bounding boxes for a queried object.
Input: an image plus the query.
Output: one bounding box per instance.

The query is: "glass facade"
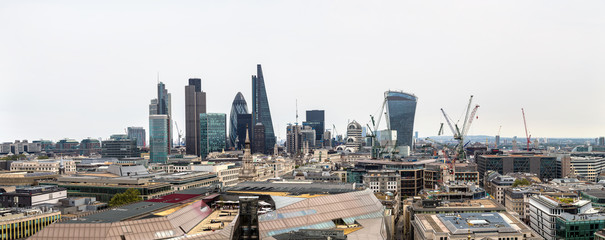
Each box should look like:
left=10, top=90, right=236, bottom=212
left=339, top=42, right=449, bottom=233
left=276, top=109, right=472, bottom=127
left=200, top=113, right=226, bottom=158
left=229, top=92, right=249, bottom=150
left=127, top=127, right=146, bottom=147
left=385, top=91, right=417, bottom=148
left=556, top=217, right=605, bottom=240
left=252, top=64, right=275, bottom=153
left=305, top=110, right=325, bottom=147
left=149, top=115, right=169, bottom=163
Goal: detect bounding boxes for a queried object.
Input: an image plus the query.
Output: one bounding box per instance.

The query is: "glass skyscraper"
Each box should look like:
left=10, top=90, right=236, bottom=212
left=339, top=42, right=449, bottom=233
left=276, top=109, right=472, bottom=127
left=251, top=64, right=275, bottom=153
left=200, top=113, right=226, bottom=158
left=229, top=92, right=249, bottom=150
left=149, top=82, right=172, bottom=151
left=305, top=110, right=325, bottom=147
left=385, top=91, right=418, bottom=148
left=149, top=115, right=169, bottom=163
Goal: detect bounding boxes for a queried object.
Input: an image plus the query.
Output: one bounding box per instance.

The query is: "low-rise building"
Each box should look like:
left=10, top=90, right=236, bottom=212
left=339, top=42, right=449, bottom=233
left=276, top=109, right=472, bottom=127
left=0, top=207, right=61, bottom=240
left=10, top=159, right=76, bottom=173
left=0, top=186, right=66, bottom=208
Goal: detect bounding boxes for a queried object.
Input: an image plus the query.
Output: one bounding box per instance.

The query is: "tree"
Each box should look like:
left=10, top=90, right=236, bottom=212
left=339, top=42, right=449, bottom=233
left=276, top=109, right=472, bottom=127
left=109, top=188, right=141, bottom=206
left=512, top=178, right=531, bottom=187
left=37, top=155, right=49, bottom=160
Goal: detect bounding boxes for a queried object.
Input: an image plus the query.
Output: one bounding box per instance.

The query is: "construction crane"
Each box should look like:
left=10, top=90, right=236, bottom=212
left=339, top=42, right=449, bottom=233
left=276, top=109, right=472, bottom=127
left=440, top=95, right=480, bottom=161
left=521, top=108, right=531, bottom=151
left=438, top=123, right=444, bottom=136
left=175, top=122, right=183, bottom=147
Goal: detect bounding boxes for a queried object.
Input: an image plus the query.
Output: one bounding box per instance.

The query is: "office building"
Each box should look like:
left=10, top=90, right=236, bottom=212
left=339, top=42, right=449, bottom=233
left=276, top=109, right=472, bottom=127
left=149, top=82, right=172, bottom=152
left=0, top=186, right=66, bottom=208
left=345, top=120, right=362, bottom=151
left=149, top=115, right=169, bottom=163
left=286, top=124, right=302, bottom=155
left=229, top=92, right=249, bottom=150
left=185, top=78, right=207, bottom=156
left=10, top=159, right=76, bottom=174
left=79, top=138, right=101, bottom=156
left=413, top=212, right=540, bottom=240
left=199, top=113, right=226, bottom=158
left=305, top=110, right=325, bottom=148
left=101, top=134, right=140, bottom=158
left=476, top=153, right=558, bottom=181
left=54, top=138, right=79, bottom=155
left=484, top=171, right=515, bottom=205
left=251, top=64, right=275, bottom=154
left=385, top=90, right=417, bottom=149
left=252, top=122, right=265, bottom=154
left=235, top=114, right=252, bottom=150
left=569, top=156, right=605, bottom=181
left=127, top=127, right=146, bottom=148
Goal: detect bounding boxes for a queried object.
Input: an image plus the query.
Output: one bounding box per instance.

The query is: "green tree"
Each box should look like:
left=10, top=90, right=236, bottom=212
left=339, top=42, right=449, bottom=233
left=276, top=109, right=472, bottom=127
left=109, top=188, right=141, bottom=207
left=1, top=154, right=26, bottom=160
left=512, top=178, right=531, bottom=187
left=37, top=155, right=49, bottom=160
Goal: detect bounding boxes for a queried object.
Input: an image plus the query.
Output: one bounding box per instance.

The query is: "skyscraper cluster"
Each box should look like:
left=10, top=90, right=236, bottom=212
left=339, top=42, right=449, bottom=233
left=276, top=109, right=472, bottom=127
left=148, top=64, right=277, bottom=161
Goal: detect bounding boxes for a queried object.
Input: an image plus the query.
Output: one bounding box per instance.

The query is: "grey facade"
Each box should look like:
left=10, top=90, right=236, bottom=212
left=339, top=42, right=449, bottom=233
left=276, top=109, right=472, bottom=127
left=229, top=92, right=249, bottom=150
left=185, top=78, right=207, bottom=156
left=476, top=154, right=558, bottom=181
left=101, top=136, right=140, bottom=159
left=127, top=127, right=146, bottom=148
left=251, top=64, right=275, bottom=154
left=385, top=91, right=417, bottom=148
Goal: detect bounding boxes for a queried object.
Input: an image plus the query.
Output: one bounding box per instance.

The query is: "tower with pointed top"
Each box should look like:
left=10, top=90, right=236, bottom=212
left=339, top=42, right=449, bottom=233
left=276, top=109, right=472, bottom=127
left=229, top=92, right=249, bottom=150
left=240, top=125, right=256, bottom=181
left=149, top=82, right=172, bottom=163
left=251, top=64, right=276, bottom=154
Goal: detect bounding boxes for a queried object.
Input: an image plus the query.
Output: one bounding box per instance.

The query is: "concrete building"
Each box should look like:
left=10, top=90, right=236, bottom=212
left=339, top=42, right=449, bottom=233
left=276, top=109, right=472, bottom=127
left=0, top=140, right=42, bottom=154
left=127, top=127, right=146, bottom=148
left=569, top=156, right=605, bottom=181
left=363, top=170, right=400, bottom=193
left=10, top=159, right=76, bottom=173
left=0, top=186, right=67, bottom=208
left=484, top=171, right=515, bottom=205
left=190, top=162, right=240, bottom=186
left=79, top=138, right=101, bottom=156
left=185, top=78, right=207, bottom=156
left=412, top=212, right=541, bottom=240
left=345, top=120, right=362, bottom=151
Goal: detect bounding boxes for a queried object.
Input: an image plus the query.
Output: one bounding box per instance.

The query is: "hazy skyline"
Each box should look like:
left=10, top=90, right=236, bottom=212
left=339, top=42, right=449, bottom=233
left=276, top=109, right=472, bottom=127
left=1, top=1, right=604, bottom=143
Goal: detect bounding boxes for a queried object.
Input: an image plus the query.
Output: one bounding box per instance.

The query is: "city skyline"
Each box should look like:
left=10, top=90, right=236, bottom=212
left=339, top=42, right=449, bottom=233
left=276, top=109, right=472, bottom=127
left=1, top=1, right=604, bottom=141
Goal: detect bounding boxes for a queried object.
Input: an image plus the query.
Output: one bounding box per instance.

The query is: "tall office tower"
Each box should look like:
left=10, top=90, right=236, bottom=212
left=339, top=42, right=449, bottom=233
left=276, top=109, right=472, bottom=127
left=149, top=82, right=172, bottom=151
left=251, top=64, right=275, bottom=154
left=252, top=123, right=265, bottom=154
left=229, top=92, right=249, bottom=150
left=236, top=114, right=252, bottom=150
left=385, top=90, right=418, bottom=149
left=346, top=120, right=363, bottom=150
left=305, top=110, right=325, bottom=148
left=199, top=113, right=226, bottom=159
left=127, top=127, right=146, bottom=148
left=149, top=115, right=169, bottom=163
left=599, top=137, right=605, bottom=146
left=185, top=78, right=207, bottom=156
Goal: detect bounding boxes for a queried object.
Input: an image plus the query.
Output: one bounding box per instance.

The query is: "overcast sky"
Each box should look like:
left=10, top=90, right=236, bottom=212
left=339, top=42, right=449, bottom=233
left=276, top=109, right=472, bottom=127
left=1, top=0, right=604, bottom=143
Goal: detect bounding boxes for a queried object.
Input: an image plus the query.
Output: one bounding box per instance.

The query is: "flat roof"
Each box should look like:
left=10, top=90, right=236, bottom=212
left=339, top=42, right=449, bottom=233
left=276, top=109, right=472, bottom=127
left=582, top=190, right=605, bottom=199
left=437, top=213, right=516, bottom=234
left=65, top=201, right=174, bottom=223
left=145, top=194, right=199, bottom=204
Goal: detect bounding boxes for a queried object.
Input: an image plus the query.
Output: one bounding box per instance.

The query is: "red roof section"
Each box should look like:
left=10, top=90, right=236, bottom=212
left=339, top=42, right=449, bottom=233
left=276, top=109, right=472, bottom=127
left=145, top=193, right=199, bottom=203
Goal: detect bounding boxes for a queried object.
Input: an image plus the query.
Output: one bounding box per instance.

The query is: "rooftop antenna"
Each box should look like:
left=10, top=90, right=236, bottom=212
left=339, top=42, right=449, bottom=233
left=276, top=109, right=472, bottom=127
left=295, top=99, right=299, bottom=125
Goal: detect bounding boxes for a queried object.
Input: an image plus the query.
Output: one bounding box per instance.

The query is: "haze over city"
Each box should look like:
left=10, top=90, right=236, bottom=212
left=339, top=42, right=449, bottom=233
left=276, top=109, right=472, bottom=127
left=1, top=0, right=604, bottom=142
